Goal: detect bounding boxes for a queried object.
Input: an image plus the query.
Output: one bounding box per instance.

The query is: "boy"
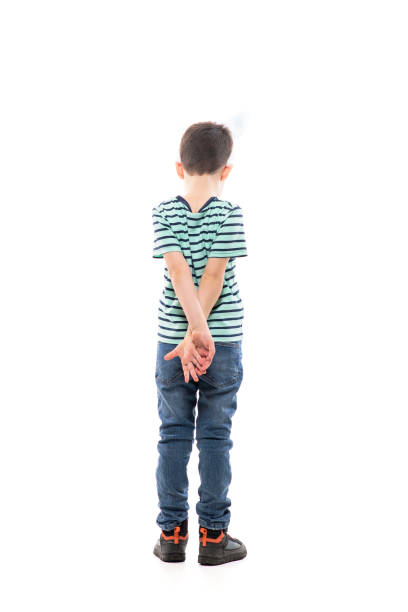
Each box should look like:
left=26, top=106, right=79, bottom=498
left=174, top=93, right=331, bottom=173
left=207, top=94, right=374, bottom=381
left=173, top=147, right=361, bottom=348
left=152, top=121, right=248, bottom=565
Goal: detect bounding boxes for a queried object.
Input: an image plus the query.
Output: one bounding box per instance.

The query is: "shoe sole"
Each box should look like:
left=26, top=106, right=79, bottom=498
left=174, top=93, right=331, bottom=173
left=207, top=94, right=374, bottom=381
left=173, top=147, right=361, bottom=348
left=153, top=548, right=186, bottom=563
left=198, top=550, right=247, bottom=565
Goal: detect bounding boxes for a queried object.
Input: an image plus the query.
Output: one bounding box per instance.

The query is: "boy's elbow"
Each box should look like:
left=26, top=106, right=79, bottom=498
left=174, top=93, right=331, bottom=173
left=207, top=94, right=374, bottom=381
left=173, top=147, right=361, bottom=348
left=169, top=267, right=188, bottom=283
left=164, top=252, right=189, bottom=278
left=201, top=270, right=225, bottom=287
left=202, top=257, right=230, bottom=280
left=202, top=269, right=224, bottom=281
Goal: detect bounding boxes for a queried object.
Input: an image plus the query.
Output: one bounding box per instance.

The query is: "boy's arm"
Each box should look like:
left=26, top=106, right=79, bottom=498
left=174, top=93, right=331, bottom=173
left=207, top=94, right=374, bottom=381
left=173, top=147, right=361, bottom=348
left=163, top=253, right=229, bottom=374
left=163, top=253, right=229, bottom=337
left=185, top=257, right=230, bottom=337
left=163, top=252, right=209, bottom=333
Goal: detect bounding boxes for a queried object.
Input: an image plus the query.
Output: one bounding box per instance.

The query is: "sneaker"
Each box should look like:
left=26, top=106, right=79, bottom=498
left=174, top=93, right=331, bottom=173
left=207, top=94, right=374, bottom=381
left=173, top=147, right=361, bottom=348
left=198, top=525, right=247, bottom=565
left=153, top=518, right=189, bottom=562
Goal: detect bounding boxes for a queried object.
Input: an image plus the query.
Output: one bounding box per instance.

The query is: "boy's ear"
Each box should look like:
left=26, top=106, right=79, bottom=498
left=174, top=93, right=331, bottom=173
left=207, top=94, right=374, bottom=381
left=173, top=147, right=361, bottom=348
left=220, top=164, right=233, bottom=181
left=175, top=161, right=184, bottom=179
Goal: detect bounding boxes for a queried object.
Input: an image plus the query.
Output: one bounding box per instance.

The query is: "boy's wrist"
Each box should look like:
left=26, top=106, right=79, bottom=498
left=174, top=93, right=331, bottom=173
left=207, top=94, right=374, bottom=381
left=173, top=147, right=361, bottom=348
left=186, top=323, right=208, bottom=337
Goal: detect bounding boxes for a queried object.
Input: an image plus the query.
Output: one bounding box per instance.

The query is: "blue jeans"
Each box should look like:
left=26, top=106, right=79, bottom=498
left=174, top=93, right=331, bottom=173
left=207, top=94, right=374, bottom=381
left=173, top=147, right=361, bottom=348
left=154, top=339, right=244, bottom=531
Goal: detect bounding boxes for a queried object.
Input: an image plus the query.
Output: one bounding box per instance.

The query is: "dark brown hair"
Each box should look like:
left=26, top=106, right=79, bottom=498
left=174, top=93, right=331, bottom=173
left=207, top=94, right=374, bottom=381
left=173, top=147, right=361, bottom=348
left=179, top=121, right=233, bottom=175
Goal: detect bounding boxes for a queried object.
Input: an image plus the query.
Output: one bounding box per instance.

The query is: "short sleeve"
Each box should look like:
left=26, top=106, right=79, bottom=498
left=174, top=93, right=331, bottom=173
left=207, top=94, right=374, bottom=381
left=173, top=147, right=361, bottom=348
left=208, top=207, right=248, bottom=258
left=152, top=208, right=183, bottom=258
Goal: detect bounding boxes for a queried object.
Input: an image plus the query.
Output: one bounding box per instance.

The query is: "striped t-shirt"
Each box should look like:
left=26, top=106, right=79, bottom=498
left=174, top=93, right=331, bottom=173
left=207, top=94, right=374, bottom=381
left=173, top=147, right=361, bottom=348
left=152, top=194, right=248, bottom=344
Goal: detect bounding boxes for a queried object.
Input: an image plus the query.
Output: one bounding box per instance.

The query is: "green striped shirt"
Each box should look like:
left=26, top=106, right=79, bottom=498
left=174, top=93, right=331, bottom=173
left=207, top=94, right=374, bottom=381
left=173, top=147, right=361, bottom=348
left=152, top=194, right=248, bottom=344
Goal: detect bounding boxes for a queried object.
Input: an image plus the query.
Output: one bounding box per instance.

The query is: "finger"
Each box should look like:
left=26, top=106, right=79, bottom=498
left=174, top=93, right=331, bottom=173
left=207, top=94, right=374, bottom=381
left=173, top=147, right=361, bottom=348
left=184, top=346, right=195, bottom=364
left=190, top=355, right=207, bottom=374
left=194, top=365, right=206, bottom=375
left=182, top=362, right=190, bottom=383
left=182, top=358, right=202, bottom=380
left=182, top=361, right=192, bottom=381
left=164, top=349, right=178, bottom=360
left=200, top=352, right=211, bottom=367
left=192, top=353, right=208, bottom=370
left=188, top=362, right=199, bottom=382
left=197, top=350, right=211, bottom=368
left=193, top=349, right=207, bottom=367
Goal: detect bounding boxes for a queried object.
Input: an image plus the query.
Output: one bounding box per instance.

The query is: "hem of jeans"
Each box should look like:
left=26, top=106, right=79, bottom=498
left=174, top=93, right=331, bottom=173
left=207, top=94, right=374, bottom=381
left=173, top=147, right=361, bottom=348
left=198, top=521, right=229, bottom=530
left=158, top=519, right=188, bottom=531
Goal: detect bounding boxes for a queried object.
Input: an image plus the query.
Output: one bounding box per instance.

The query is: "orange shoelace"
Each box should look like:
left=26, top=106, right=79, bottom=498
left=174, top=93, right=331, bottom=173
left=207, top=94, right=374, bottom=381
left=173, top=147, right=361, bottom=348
left=199, top=527, right=225, bottom=547
left=161, top=525, right=188, bottom=545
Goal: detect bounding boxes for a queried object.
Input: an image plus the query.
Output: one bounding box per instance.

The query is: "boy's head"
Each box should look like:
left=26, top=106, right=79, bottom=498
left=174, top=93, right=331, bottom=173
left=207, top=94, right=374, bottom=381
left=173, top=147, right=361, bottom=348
left=176, top=121, right=233, bottom=182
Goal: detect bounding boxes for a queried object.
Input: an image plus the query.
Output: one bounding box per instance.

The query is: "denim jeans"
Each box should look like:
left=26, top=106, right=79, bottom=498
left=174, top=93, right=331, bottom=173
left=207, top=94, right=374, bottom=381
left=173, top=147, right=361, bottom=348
left=154, top=339, right=244, bottom=531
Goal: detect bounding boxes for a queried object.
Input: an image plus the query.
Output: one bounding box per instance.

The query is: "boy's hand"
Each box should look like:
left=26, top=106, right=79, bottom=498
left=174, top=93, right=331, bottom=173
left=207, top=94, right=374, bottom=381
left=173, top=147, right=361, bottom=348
left=164, top=327, right=215, bottom=383
left=189, top=326, right=215, bottom=367
left=164, top=336, right=207, bottom=383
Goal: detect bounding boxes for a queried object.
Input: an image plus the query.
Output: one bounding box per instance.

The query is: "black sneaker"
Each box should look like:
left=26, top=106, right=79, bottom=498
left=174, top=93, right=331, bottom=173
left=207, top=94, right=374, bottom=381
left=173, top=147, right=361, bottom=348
left=153, top=518, right=189, bottom=563
left=198, top=525, right=247, bottom=565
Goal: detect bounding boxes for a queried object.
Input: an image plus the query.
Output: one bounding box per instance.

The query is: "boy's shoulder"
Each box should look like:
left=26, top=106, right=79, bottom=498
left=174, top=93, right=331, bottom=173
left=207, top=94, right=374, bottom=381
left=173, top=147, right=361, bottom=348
left=213, top=198, right=237, bottom=210
left=152, top=196, right=180, bottom=214
left=209, top=199, right=243, bottom=222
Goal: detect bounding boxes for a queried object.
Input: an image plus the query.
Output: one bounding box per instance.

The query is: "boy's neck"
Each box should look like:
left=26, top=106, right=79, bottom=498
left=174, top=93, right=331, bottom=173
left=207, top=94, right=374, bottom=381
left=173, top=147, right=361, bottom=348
left=182, top=182, right=222, bottom=209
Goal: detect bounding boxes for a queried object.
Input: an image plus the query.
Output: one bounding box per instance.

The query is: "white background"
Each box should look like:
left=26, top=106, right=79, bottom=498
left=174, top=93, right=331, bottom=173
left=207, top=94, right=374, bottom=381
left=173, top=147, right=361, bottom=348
left=1, top=1, right=407, bottom=610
